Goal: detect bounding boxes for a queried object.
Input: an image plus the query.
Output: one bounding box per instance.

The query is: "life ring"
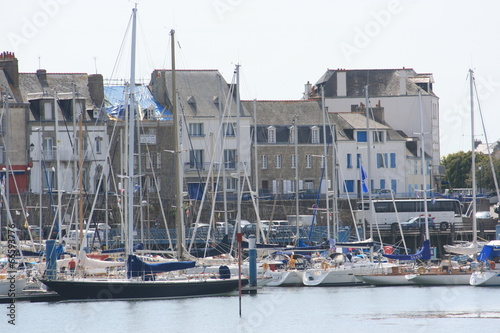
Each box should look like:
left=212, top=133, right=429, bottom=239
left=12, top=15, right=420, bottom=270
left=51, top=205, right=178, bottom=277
left=417, top=266, right=425, bottom=274
left=262, top=262, right=269, bottom=270
left=490, top=261, right=496, bottom=270
left=321, top=261, right=329, bottom=270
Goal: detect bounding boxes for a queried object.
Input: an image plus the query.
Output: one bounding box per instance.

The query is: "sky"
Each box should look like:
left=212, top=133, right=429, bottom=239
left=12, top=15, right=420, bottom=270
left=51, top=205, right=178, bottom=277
left=1, top=0, right=500, bottom=158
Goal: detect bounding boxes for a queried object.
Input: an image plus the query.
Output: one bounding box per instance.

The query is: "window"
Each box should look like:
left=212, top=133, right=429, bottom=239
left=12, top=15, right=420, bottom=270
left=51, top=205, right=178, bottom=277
left=289, top=126, right=296, bottom=144
left=261, top=155, right=268, bottom=169
left=43, top=101, right=53, bottom=120
left=156, top=152, right=161, bottom=169
left=311, top=126, right=320, bottom=144
left=146, top=152, right=160, bottom=170
left=357, top=131, right=367, bottom=142
left=43, top=168, right=56, bottom=191
left=223, top=123, right=236, bottom=136
left=344, top=180, right=354, bottom=192
left=95, top=136, right=103, bottom=155
left=304, top=180, right=314, bottom=190
left=224, top=149, right=236, bottom=169
left=267, top=126, right=276, bottom=143
left=305, top=154, right=312, bottom=168
left=373, top=131, right=384, bottom=143
left=189, top=123, right=204, bottom=137
left=376, top=153, right=388, bottom=168
left=390, top=153, right=396, bottom=168
left=356, top=153, right=361, bottom=169
left=0, top=146, right=3, bottom=164
left=226, top=177, right=236, bottom=191
left=291, top=154, right=296, bottom=169
left=276, top=154, right=282, bottom=169
left=380, top=179, right=386, bottom=189
left=189, top=150, right=204, bottom=170
left=391, top=179, right=397, bottom=194
left=347, top=153, right=352, bottom=169
left=43, top=137, right=55, bottom=160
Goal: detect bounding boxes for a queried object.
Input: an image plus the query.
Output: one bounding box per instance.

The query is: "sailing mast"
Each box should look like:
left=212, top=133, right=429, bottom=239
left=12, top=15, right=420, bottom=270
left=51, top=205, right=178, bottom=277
left=171, top=29, right=186, bottom=261
left=418, top=91, right=430, bottom=241
left=126, top=4, right=137, bottom=256
left=470, top=69, right=477, bottom=249
left=320, top=86, right=330, bottom=239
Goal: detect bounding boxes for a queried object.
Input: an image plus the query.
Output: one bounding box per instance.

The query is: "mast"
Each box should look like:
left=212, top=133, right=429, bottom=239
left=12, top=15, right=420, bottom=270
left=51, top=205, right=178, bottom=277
left=321, top=86, right=330, bottom=239
left=54, top=91, right=62, bottom=241
left=126, top=5, right=137, bottom=256
left=292, top=116, right=300, bottom=240
left=253, top=99, right=260, bottom=243
left=470, top=69, right=477, bottom=247
left=365, top=85, right=375, bottom=261
left=418, top=91, right=430, bottom=241
left=171, top=29, right=185, bottom=260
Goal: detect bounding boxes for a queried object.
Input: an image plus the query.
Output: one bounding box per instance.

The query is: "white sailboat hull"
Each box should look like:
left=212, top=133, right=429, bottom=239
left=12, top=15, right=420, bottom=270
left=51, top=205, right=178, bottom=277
left=470, top=270, right=500, bottom=286
left=0, top=274, right=28, bottom=296
left=302, top=267, right=361, bottom=286
left=266, top=270, right=304, bottom=286
left=406, top=272, right=471, bottom=285
left=355, top=273, right=415, bottom=286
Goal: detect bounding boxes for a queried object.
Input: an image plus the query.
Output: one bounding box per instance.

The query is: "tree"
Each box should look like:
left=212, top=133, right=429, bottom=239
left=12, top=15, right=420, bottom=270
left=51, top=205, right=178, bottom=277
left=441, top=151, right=499, bottom=192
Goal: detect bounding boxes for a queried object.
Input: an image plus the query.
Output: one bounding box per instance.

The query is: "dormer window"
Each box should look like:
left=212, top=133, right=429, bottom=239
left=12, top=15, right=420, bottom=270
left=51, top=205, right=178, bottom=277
left=289, top=125, right=296, bottom=144
left=311, top=126, right=320, bottom=144
left=267, top=126, right=276, bottom=143
left=373, top=130, right=385, bottom=143
left=43, top=101, right=53, bottom=120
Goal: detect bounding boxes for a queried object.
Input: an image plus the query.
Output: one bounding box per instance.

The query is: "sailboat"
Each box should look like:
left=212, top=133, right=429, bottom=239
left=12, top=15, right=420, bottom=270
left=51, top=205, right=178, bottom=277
left=40, top=6, right=247, bottom=300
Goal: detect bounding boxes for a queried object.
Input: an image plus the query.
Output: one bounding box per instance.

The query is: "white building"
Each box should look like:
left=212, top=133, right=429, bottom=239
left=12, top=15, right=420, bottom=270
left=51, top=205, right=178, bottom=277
left=309, top=68, right=440, bottom=191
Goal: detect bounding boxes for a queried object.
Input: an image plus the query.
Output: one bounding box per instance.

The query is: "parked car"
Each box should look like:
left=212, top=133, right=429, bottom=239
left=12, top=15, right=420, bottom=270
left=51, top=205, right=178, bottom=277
left=299, top=189, right=318, bottom=199
left=394, top=216, right=436, bottom=231
left=475, top=211, right=493, bottom=219
left=364, top=189, right=393, bottom=199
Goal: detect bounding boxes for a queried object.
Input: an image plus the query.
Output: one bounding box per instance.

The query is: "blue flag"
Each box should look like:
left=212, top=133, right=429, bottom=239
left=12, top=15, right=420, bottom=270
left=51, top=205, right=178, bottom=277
left=361, top=165, right=369, bottom=193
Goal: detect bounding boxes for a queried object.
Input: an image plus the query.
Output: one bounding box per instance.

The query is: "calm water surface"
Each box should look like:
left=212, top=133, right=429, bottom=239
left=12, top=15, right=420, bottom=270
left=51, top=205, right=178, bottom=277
left=4, top=285, right=499, bottom=333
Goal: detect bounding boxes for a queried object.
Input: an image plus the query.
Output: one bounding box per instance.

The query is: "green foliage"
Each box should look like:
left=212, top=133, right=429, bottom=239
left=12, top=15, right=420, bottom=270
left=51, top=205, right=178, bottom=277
left=441, top=151, right=500, bottom=192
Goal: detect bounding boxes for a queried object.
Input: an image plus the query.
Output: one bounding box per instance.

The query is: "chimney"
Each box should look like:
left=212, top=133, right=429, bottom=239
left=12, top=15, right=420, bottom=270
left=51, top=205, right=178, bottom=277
left=0, top=51, right=19, bottom=89
left=399, top=70, right=407, bottom=95
left=88, top=74, right=104, bottom=107
left=150, top=69, right=168, bottom=106
left=336, top=70, right=347, bottom=96
left=303, top=81, right=312, bottom=99
left=36, top=69, right=49, bottom=88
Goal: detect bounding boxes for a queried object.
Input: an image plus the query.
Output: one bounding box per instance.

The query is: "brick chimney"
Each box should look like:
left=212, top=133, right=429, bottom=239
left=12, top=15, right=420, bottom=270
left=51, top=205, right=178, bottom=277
left=0, top=51, right=19, bottom=89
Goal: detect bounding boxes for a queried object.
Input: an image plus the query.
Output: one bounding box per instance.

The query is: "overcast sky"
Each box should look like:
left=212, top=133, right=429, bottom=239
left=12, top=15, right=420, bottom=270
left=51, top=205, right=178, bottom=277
left=2, top=0, right=499, bottom=157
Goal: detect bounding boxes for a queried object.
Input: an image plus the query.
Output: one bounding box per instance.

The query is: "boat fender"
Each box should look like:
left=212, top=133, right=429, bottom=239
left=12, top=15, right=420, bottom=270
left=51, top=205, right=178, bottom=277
left=417, top=266, right=425, bottom=274
left=321, top=261, right=329, bottom=270
left=490, top=261, right=496, bottom=270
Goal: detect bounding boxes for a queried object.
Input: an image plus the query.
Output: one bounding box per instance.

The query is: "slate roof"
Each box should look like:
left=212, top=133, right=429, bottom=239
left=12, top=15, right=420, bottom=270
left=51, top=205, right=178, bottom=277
left=242, top=100, right=324, bottom=125
left=18, top=71, right=97, bottom=114
left=158, top=69, right=250, bottom=118
left=315, top=68, right=436, bottom=98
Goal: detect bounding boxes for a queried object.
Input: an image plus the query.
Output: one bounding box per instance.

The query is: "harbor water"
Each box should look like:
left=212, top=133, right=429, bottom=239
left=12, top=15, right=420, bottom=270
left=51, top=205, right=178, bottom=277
left=4, top=285, right=499, bottom=333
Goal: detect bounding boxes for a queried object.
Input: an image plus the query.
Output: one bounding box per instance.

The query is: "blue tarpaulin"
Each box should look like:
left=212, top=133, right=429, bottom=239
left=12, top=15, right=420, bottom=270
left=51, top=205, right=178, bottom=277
left=104, top=85, right=172, bottom=120
left=383, top=240, right=431, bottom=261
left=127, top=255, right=196, bottom=279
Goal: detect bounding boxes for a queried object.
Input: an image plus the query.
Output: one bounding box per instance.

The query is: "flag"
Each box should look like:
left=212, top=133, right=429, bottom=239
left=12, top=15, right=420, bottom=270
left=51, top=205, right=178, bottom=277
left=360, top=165, right=369, bottom=193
